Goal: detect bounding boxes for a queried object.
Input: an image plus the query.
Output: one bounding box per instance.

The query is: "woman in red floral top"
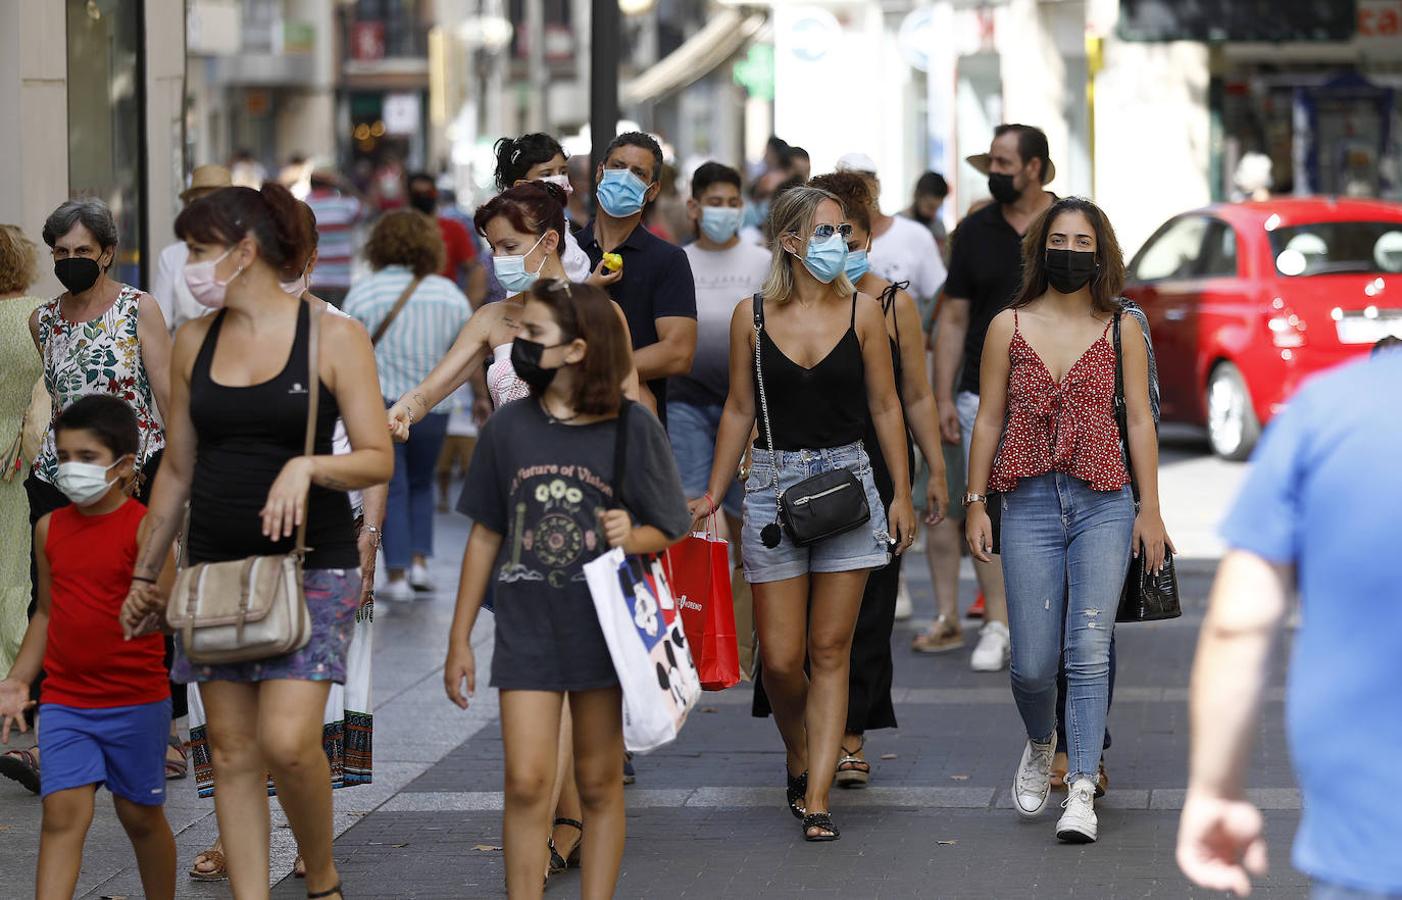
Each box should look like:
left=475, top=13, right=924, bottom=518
left=964, top=197, right=1172, bottom=845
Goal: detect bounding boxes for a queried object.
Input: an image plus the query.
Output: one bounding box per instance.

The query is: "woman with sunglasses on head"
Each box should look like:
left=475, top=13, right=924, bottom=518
left=444, top=281, right=690, bottom=900
left=965, top=197, right=1171, bottom=844
left=692, top=186, right=916, bottom=842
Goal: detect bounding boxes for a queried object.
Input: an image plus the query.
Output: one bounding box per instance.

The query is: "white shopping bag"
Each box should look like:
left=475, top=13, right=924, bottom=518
left=584, top=547, right=701, bottom=753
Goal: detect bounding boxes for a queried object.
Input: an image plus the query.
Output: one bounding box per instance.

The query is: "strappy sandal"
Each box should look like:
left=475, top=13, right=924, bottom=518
left=835, top=739, right=870, bottom=789
left=307, top=883, right=344, bottom=899
left=0, top=748, right=40, bottom=794
left=188, top=848, right=228, bottom=882
left=802, top=811, right=841, bottom=842
left=165, top=735, right=188, bottom=780
left=785, top=769, right=808, bottom=820
left=548, top=817, right=583, bottom=873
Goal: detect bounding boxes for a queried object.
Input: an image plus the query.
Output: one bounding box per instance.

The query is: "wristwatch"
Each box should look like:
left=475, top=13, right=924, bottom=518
left=963, top=492, right=988, bottom=508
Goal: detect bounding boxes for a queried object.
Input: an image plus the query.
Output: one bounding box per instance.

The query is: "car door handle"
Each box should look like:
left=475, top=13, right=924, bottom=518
left=1164, top=309, right=1187, bottom=322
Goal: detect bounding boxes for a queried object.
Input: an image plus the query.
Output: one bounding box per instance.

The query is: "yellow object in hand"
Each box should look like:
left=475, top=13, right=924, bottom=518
left=603, top=252, right=623, bottom=273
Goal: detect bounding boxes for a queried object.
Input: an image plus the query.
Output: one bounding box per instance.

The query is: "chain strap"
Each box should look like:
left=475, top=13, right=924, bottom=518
left=751, top=296, right=785, bottom=519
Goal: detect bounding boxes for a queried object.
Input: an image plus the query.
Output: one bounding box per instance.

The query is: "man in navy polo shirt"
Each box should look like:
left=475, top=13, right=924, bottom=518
left=577, top=132, right=697, bottom=426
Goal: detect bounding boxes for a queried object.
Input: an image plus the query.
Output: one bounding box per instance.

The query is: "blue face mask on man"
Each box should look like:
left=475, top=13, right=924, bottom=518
left=844, top=248, right=870, bottom=284
left=596, top=168, right=651, bottom=218
left=798, top=232, right=849, bottom=284
left=700, top=207, right=742, bottom=243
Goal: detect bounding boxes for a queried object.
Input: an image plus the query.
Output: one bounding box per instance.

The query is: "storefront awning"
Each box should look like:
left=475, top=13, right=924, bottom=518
left=621, top=10, right=768, bottom=107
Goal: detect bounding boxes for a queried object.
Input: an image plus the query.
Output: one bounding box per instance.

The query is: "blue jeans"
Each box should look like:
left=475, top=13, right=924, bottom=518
left=667, top=400, right=742, bottom=518
left=383, top=405, right=449, bottom=570
left=999, top=473, right=1133, bottom=786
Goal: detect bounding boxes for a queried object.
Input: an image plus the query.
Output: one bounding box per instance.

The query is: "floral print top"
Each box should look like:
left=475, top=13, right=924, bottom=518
left=34, top=284, right=164, bottom=484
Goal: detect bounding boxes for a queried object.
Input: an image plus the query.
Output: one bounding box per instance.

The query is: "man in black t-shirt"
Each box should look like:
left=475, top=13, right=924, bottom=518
left=932, top=124, right=1056, bottom=674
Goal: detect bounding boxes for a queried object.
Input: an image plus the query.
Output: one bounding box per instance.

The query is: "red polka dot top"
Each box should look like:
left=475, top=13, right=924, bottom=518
left=989, top=312, right=1129, bottom=493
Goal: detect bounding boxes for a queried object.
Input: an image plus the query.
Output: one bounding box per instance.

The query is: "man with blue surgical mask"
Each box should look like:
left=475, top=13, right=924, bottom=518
left=578, top=132, right=698, bottom=426
left=669, top=162, right=772, bottom=542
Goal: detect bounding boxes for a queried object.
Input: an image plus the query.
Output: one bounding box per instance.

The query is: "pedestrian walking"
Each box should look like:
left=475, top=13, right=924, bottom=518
left=493, top=133, right=594, bottom=281
left=670, top=162, right=772, bottom=543
left=344, top=210, right=471, bottom=600
left=1178, top=348, right=1402, bottom=898
left=305, top=169, right=368, bottom=308
left=0, top=225, right=45, bottom=678
left=903, top=171, right=951, bottom=263
left=964, top=197, right=1171, bottom=844
left=121, top=183, right=393, bottom=900
left=577, top=132, right=698, bottom=425
left=407, top=172, right=483, bottom=291
left=0, top=395, right=177, bottom=900
left=933, top=124, right=1059, bottom=673
left=444, top=281, right=690, bottom=900
left=835, top=153, right=946, bottom=308
left=152, top=165, right=233, bottom=333
left=692, top=186, right=915, bottom=842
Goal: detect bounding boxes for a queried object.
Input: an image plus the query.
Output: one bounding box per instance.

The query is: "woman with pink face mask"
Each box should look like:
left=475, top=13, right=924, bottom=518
left=124, top=183, right=393, bottom=900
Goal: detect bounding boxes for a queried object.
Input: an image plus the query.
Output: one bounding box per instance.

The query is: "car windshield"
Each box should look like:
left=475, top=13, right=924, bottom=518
left=1270, top=221, right=1402, bottom=276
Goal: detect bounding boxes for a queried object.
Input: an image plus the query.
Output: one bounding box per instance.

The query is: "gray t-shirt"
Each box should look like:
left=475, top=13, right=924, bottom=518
left=670, top=241, right=772, bottom=407
left=458, top=398, right=692, bottom=690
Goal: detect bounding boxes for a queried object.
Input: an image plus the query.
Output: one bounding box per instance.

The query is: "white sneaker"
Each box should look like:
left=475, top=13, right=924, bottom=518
left=409, top=561, right=434, bottom=593
left=380, top=578, right=414, bottom=602
left=893, top=577, right=913, bottom=620
left=1013, top=733, right=1056, bottom=818
left=970, top=621, right=1010, bottom=672
left=1056, top=778, right=1099, bottom=843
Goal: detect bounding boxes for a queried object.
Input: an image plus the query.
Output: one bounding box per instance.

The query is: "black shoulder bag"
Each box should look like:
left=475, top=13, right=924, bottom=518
left=752, top=294, right=871, bottom=549
left=1112, top=311, right=1181, bottom=622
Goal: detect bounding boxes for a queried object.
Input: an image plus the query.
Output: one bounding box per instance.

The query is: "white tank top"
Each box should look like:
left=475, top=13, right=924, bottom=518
left=487, top=342, right=530, bottom=409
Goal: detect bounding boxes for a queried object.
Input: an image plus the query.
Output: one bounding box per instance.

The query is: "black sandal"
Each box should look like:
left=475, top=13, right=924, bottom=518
left=548, top=817, right=583, bottom=873
left=802, top=812, right=840, bottom=842
left=785, top=769, right=808, bottom=820
left=307, top=884, right=344, bottom=899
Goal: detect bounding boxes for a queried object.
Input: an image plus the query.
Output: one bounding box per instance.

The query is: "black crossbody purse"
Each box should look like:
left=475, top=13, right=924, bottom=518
left=1112, top=311, right=1181, bottom=622
left=752, top=294, right=871, bottom=549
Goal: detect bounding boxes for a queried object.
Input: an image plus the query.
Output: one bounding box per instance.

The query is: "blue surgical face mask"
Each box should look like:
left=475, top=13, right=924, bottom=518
left=596, top=168, right=650, bottom=218
left=744, top=199, right=770, bottom=230
left=797, top=232, right=849, bottom=284
left=844, top=248, right=870, bottom=284
left=700, top=207, right=742, bottom=244
left=492, top=233, right=547, bottom=294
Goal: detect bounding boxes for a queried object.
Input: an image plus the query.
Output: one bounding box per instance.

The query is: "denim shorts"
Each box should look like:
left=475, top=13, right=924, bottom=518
left=668, top=400, right=743, bottom=518
left=741, top=440, right=891, bottom=583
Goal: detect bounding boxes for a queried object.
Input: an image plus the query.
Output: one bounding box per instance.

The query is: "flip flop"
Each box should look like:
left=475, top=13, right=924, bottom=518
left=0, top=748, right=40, bottom=794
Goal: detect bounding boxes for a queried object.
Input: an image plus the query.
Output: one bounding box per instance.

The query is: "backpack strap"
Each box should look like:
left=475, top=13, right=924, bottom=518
left=610, top=399, right=634, bottom=509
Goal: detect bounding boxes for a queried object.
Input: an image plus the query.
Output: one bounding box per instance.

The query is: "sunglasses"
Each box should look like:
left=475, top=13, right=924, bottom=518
left=791, top=223, right=853, bottom=242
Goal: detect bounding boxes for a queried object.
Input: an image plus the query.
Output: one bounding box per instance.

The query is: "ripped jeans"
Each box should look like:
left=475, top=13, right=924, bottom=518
left=999, top=473, right=1134, bottom=787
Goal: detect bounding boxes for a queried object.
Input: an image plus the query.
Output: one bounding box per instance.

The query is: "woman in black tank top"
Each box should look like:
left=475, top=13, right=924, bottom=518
left=125, top=185, right=392, bottom=900
left=692, top=185, right=916, bottom=843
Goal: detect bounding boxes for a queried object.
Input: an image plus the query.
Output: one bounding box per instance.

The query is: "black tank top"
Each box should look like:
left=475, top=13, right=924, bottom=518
left=754, top=293, right=867, bottom=451
left=187, top=301, right=357, bottom=568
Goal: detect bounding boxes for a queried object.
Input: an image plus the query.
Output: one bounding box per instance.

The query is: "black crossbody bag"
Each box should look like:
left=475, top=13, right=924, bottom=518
left=752, top=294, right=871, bottom=549
left=1112, top=311, right=1181, bottom=622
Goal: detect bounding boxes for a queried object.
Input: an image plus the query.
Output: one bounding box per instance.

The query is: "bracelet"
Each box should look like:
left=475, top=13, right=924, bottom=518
left=703, top=492, right=716, bottom=514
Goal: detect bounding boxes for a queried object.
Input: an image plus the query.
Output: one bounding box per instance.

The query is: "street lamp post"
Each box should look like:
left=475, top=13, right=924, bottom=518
left=589, top=0, right=619, bottom=185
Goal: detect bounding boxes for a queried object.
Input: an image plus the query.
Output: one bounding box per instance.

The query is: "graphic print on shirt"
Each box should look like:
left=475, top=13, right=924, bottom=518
left=499, top=463, right=612, bottom=588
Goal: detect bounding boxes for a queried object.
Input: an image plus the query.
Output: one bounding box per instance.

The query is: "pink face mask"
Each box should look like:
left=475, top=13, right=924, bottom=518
left=279, top=268, right=308, bottom=297
left=183, top=247, right=244, bottom=309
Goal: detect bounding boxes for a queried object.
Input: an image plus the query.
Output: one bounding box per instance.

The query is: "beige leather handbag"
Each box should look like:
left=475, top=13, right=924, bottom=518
left=165, top=301, right=323, bottom=664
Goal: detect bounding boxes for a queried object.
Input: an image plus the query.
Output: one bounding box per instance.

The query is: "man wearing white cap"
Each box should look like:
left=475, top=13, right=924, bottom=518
left=152, top=164, right=233, bottom=333
left=835, top=152, right=946, bottom=310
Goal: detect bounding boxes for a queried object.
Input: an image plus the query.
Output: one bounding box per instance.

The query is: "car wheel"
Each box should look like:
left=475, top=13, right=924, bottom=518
left=1206, top=362, right=1260, bottom=461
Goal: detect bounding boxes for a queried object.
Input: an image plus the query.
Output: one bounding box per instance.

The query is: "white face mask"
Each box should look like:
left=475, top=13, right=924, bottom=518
left=54, top=456, right=128, bottom=507
left=539, top=174, right=573, bottom=196
left=279, top=265, right=309, bottom=297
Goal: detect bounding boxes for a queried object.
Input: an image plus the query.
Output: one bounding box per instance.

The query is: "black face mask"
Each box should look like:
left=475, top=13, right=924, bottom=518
left=409, top=193, right=437, bottom=215
left=54, top=257, right=101, bottom=294
left=1045, top=249, right=1098, bottom=294
left=987, top=172, right=1019, bottom=205
left=511, top=337, right=567, bottom=394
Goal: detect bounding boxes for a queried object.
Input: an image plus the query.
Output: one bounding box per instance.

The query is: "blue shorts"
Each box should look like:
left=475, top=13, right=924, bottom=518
left=38, top=699, right=171, bottom=805
left=741, top=440, right=891, bottom=583
left=668, top=401, right=743, bottom=518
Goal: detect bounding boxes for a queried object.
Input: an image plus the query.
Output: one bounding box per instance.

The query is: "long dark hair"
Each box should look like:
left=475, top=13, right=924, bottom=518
left=1012, top=196, right=1125, bottom=314
left=493, top=133, right=567, bottom=192
left=528, top=281, right=631, bottom=416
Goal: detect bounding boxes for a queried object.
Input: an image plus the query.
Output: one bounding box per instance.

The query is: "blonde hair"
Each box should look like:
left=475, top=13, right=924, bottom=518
left=0, top=225, right=37, bottom=294
left=760, top=186, right=855, bottom=305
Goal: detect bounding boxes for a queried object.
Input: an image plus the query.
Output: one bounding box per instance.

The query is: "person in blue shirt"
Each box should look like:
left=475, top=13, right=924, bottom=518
left=1178, top=347, right=1402, bottom=899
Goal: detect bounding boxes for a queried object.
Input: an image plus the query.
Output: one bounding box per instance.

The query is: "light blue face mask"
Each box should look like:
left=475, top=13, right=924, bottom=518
left=799, top=232, right=849, bottom=284
left=700, top=206, right=742, bottom=243
left=744, top=199, right=770, bottom=230
left=596, top=168, right=651, bottom=218
left=844, top=248, right=870, bottom=284
left=492, top=233, right=547, bottom=294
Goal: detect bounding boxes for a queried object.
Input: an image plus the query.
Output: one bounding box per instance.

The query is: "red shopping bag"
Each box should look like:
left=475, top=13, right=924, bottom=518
left=663, top=521, right=740, bottom=691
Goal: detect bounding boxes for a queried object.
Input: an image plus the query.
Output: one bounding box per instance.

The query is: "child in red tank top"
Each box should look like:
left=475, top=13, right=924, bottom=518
left=0, top=396, right=177, bottom=900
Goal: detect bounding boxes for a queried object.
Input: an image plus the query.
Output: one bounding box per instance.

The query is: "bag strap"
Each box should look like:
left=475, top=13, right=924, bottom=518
left=751, top=294, right=785, bottom=519
left=1111, top=310, right=1141, bottom=506
left=296, top=300, right=324, bottom=556
left=610, top=398, right=634, bottom=509
left=369, top=276, right=422, bottom=346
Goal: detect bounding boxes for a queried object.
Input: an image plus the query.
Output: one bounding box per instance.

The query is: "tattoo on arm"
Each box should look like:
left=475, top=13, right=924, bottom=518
left=134, top=513, right=175, bottom=578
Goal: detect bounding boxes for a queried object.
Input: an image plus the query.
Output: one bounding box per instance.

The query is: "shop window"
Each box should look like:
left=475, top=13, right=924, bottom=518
left=1133, top=217, right=1210, bottom=282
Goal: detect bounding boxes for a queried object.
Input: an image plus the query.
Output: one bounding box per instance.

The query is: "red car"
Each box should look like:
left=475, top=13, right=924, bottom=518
left=1123, top=197, right=1402, bottom=459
